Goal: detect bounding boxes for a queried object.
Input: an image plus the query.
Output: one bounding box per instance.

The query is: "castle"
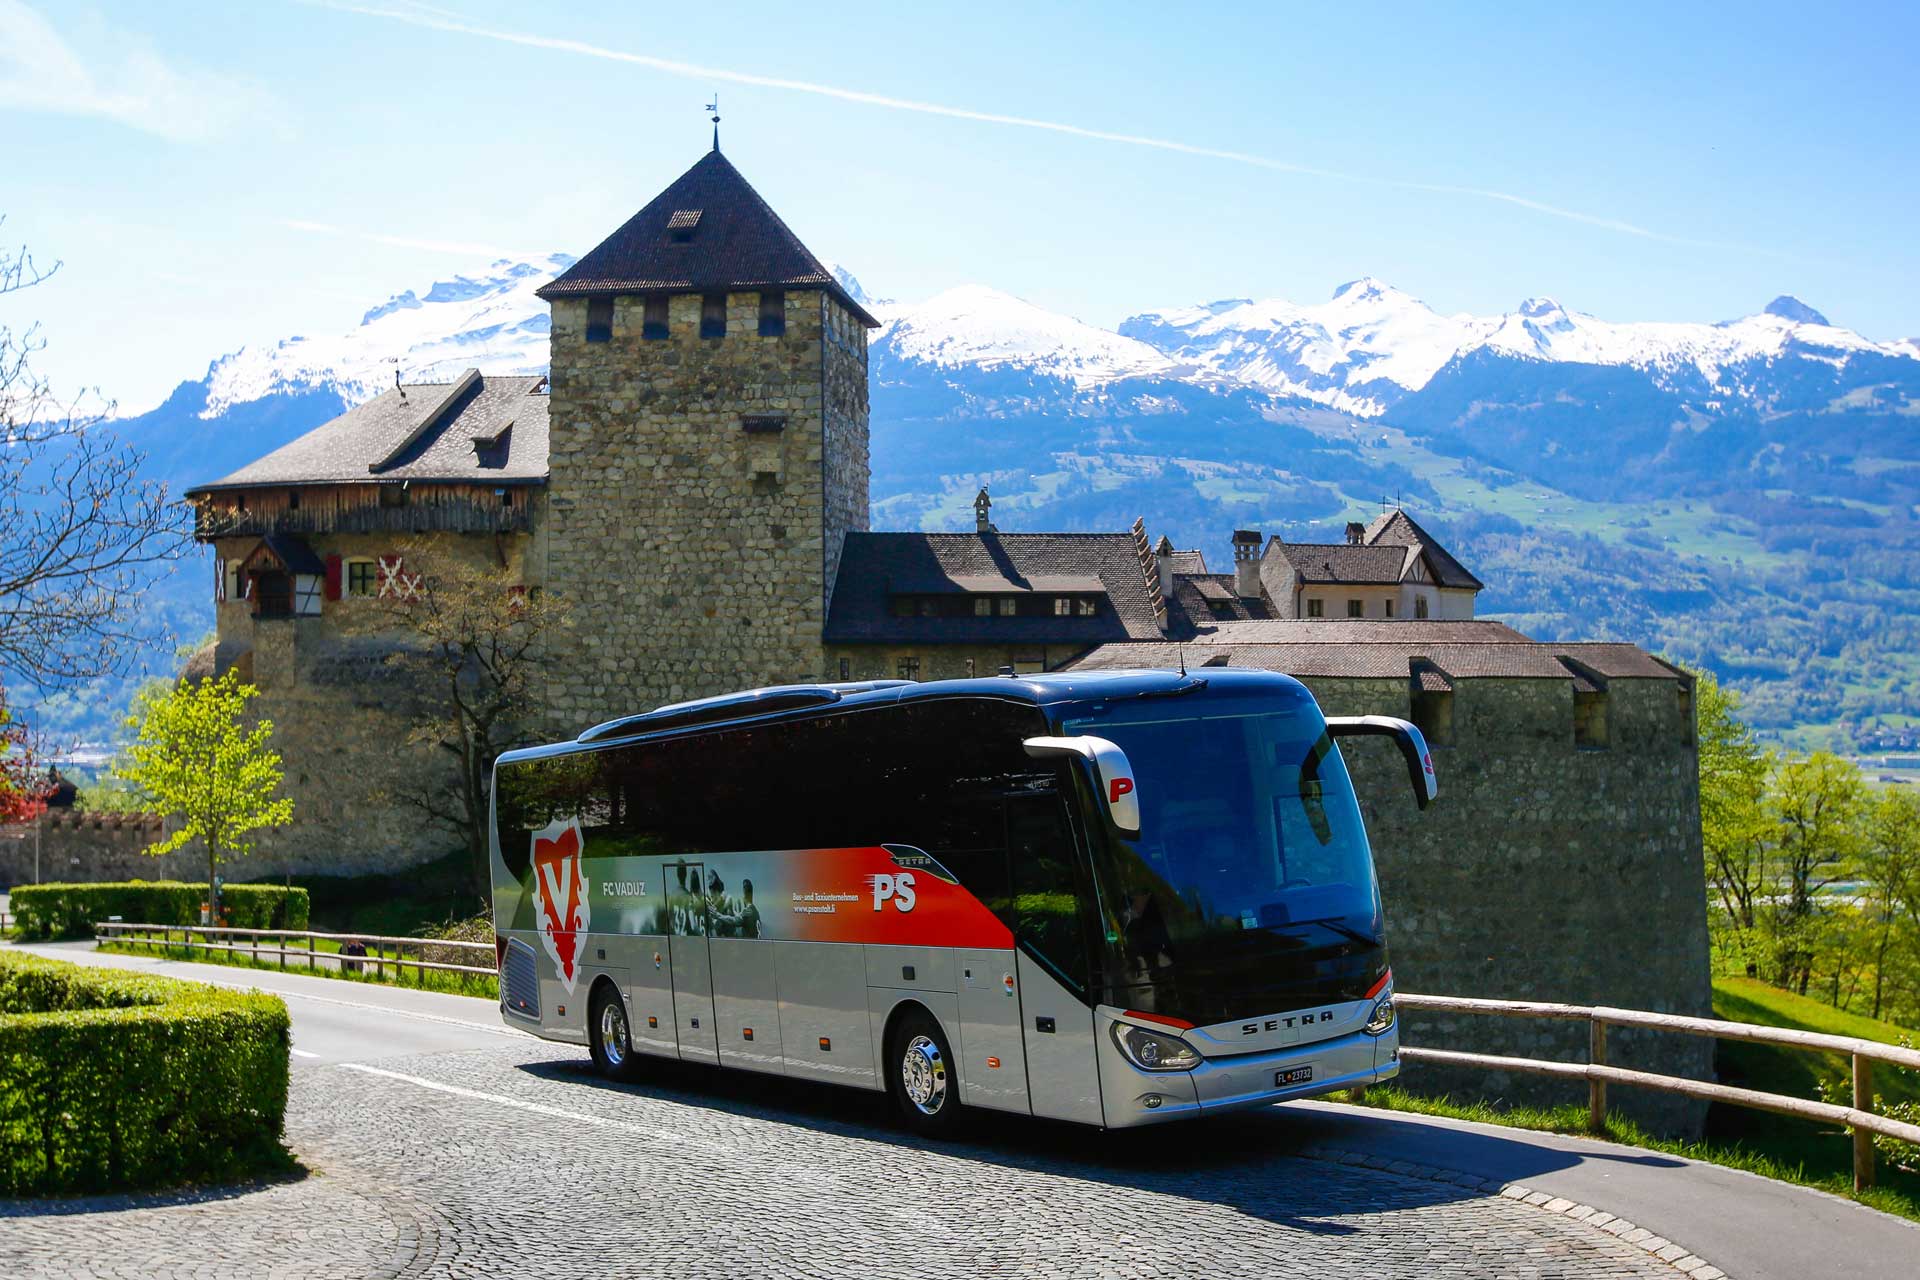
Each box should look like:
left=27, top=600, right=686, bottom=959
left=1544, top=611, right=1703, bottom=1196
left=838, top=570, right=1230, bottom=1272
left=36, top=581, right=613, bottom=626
left=177, top=144, right=1714, bottom=1129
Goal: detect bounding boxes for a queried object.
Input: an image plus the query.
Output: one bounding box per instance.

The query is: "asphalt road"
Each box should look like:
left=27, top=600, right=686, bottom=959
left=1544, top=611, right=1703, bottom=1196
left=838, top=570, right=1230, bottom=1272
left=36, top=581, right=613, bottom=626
left=5, top=941, right=1917, bottom=1279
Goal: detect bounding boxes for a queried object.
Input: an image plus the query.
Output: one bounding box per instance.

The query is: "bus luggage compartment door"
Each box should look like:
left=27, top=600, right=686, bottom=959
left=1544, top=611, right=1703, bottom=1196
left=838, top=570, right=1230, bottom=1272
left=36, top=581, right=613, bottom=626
left=665, top=861, right=719, bottom=1064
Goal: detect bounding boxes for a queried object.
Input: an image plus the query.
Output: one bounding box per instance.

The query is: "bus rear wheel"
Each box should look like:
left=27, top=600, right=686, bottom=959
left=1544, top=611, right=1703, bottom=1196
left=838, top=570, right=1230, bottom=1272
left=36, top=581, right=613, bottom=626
left=589, top=983, right=641, bottom=1083
left=888, top=1009, right=962, bottom=1137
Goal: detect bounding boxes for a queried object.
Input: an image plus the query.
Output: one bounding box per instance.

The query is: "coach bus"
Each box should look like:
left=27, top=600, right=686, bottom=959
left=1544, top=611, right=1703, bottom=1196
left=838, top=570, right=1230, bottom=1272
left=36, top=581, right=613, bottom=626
left=488, top=668, right=1435, bottom=1133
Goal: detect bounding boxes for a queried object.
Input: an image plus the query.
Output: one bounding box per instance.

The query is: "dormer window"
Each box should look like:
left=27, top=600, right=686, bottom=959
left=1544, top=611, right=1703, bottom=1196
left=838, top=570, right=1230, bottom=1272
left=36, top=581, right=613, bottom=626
left=667, top=209, right=701, bottom=242
left=701, top=294, right=727, bottom=339
left=586, top=297, right=613, bottom=343
left=643, top=296, right=669, bottom=341
left=759, top=290, right=785, bottom=337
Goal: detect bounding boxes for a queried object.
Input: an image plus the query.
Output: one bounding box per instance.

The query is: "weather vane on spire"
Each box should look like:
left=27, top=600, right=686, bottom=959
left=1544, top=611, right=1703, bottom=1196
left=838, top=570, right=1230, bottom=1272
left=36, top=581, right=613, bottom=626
left=706, top=94, right=720, bottom=152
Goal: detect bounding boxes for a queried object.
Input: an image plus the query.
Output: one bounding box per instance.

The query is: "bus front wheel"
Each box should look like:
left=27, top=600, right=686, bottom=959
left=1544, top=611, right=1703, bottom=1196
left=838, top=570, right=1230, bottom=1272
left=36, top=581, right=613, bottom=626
left=589, top=982, right=641, bottom=1083
left=888, top=1009, right=962, bottom=1137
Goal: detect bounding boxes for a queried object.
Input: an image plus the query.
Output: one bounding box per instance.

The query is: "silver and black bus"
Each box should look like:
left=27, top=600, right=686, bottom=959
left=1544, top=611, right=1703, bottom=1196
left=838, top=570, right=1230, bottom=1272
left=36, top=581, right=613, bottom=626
left=489, top=668, right=1434, bottom=1133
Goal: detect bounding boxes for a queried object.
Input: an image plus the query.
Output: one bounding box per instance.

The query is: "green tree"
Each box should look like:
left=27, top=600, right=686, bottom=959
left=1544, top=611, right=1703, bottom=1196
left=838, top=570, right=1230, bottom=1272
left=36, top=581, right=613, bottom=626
left=1764, top=752, right=1866, bottom=991
left=1695, top=670, right=1772, bottom=947
left=1860, top=790, right=1920, bottom=1020
left=115, top=671, right=294, bottom=921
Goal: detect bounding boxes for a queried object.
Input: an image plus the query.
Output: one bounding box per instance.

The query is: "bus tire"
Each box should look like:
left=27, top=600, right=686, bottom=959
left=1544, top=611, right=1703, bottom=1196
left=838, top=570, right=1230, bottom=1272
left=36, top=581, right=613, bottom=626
left=888, top=1008, right=962, bottom=1137
left=589, top=981, right=641, bottom=1083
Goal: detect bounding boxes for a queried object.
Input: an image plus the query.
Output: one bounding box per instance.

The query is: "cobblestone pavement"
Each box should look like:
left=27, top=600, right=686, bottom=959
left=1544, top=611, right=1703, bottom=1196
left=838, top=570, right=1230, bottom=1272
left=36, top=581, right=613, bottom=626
left=2, top=1043, right=1691, bottom=1279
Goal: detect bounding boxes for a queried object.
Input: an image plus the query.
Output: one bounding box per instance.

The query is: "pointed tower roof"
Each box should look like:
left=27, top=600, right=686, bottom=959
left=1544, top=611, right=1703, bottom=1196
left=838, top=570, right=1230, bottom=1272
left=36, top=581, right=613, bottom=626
left=537, top=149, right=877, bottom=326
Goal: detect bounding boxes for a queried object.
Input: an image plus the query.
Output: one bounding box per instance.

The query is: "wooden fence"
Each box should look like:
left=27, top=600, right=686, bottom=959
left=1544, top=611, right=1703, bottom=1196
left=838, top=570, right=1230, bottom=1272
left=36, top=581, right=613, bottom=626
left=1395, top=992, right=1920, bottom=1191
left=94, top=921, right=496, bottom=983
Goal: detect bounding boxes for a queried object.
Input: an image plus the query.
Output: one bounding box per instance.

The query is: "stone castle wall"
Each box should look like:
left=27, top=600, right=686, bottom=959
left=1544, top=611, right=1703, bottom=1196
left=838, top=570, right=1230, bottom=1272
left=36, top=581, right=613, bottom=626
left=0, top=813, right=199, bottom=890
left=1306, top=672, right=1712, bottom=1133
left=539, top=289, right=863, bottom=732
left=200, top=526, right=543, bottom=876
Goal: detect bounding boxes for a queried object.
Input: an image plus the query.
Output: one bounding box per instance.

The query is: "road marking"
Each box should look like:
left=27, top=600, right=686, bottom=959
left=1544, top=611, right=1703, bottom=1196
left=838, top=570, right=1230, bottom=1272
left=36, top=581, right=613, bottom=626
left=291, top=1048, right=321, bottom=1059
left=336, top=1063, right=724, bottom=1155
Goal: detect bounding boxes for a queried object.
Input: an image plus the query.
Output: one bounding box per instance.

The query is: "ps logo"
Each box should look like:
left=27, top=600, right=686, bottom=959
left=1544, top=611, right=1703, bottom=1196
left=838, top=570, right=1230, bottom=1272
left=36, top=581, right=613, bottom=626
left=872, top=871, right=917, bottom=913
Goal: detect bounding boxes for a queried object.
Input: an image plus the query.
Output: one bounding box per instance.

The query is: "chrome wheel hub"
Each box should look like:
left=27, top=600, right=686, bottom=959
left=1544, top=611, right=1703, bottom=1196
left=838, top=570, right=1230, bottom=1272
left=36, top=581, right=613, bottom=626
left=901, top=1035, right=948, bottom=1115
left=601, top=1002, right=628, bottom=1068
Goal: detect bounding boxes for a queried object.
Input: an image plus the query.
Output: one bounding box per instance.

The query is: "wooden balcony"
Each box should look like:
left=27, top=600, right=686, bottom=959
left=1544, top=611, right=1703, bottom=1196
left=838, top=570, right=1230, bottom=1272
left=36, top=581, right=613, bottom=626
left=192, top=483, right=536, bottom=540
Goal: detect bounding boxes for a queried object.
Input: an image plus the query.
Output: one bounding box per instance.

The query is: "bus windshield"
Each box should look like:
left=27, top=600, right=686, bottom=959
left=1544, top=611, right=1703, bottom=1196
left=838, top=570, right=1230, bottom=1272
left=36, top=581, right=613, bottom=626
left=1063, top=691, right=1385, bottom=1024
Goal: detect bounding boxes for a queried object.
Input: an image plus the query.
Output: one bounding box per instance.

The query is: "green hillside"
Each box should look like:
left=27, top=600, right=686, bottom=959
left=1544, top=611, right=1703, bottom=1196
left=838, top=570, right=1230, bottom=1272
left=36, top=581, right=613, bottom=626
left=1709, top=977, right=1920, bottom=1203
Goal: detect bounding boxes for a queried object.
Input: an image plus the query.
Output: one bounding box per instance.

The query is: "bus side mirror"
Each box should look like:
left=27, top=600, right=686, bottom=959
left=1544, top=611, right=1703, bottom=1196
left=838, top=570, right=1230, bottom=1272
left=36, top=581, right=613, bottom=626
left=1324, top=716, right=1438, bottom=810
left=1023, top=735, right=1141, bottom=837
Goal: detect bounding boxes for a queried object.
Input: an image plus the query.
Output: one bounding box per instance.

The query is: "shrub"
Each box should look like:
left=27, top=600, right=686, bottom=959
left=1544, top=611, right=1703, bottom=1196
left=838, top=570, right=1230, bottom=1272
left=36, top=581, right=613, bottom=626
left=10, top=880, right=310, bottom=939
left=0, top=951, right=290, bottom=1194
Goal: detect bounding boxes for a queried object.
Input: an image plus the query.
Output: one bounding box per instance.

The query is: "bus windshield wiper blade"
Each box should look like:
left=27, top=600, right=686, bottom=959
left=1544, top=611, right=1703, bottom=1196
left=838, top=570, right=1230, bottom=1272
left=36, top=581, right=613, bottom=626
left=1283, top=917, right=1377, bottom=946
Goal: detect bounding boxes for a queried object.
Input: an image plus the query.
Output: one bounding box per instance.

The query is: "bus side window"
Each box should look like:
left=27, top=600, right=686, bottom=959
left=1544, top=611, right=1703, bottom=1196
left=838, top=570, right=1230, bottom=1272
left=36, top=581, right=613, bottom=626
left=1005, top=791, right=1092, bottom=993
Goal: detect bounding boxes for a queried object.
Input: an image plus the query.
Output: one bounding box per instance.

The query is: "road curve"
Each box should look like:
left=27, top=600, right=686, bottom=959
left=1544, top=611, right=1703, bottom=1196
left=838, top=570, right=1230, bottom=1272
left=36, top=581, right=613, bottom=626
left=3, top=941, right=1915, bottom=1279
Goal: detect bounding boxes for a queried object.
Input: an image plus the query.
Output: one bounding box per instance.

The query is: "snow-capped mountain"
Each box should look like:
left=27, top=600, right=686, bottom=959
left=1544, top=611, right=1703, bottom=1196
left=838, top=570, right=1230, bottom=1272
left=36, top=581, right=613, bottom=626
left=1121, top=280, right=1915, bottom=416
left=871, top=285, right=1174, bottom=388
left=198, top=255, right=571, bottom=418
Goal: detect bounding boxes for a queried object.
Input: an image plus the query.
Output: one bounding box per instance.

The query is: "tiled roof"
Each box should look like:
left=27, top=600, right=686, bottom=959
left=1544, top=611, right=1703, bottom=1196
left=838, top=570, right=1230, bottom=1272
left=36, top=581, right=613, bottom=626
left=1195, top=619, right=1533, bottom=644
left=1275, top=542, right=1407, bottom=584
left=1365, top=509, right=1484, bottom=590
left=537, top=149, right=878, bottom=327
left=1066, top=629, right=1680, bottom=683
left=186, top=374, right=549, bottom=493
left=825, top=532, right=1166, bottom=644
left=1160, top=549, right=1209, bottom=576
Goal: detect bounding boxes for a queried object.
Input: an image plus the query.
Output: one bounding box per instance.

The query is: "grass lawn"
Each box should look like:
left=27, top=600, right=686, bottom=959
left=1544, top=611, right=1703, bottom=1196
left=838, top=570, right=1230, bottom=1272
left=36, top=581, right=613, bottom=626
left=96, top=936, right=498, bottom=999
left=1353, top=977, right=1920, bottom=1223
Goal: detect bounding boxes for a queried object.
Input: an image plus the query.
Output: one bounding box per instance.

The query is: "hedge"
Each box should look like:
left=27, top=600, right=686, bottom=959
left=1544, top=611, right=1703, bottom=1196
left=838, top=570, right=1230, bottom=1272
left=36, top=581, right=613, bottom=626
left=10, top=881, right=311, bottom=940
left=0, top=951, right=291, bottom=1195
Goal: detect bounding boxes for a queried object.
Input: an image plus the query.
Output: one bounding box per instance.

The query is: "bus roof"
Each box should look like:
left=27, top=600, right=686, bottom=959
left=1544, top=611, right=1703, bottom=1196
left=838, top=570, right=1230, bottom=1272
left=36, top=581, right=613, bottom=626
left=502, top=667, right=1315, bottom=767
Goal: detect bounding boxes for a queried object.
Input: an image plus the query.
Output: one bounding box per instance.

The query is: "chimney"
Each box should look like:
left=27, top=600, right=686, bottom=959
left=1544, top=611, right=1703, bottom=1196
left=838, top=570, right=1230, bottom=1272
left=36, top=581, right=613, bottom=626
left=1231, top=529, right=1262, bottom=600
left=1346, top=521, right=1366, bottom=545
left=973, top=485, right=994, bottom=534
left=1153, top=534, right=1176, bottom=586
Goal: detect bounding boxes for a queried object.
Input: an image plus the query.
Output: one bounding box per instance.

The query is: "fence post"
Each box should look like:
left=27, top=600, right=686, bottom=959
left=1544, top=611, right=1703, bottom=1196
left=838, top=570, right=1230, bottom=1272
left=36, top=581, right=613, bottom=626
left=308, top=935, right=316, bottom=973
left=1853, top=1052, right=1875, bottom=1192
left=1588, top=1017, right=1608, bottom=1134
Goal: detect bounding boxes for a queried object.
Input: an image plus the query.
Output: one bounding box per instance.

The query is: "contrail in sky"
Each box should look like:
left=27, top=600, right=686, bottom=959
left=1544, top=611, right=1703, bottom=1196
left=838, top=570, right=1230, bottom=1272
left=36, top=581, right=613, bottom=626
left=312, top=0, right=1751, bottom=253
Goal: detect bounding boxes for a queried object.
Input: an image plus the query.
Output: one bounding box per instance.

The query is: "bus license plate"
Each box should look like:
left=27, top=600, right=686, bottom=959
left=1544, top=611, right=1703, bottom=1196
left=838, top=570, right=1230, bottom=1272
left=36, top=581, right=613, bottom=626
left=1276, top=1066, right=1313, bottom=1086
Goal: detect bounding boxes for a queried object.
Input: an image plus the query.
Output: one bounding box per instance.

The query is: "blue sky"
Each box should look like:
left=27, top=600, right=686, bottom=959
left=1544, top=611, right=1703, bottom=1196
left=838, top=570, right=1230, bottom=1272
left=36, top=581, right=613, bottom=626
left=5, top=0, right=1917, bottom=411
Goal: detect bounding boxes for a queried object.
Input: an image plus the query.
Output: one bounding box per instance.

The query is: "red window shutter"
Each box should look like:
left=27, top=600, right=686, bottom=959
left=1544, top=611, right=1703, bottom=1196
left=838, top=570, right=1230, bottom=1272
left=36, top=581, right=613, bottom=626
left=324, top=554, right=343, bottom=601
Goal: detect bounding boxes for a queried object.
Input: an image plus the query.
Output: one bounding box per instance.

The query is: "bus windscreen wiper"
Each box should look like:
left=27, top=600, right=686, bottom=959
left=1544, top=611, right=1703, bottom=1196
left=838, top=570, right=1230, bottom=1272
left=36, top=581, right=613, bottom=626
left=1284, top=917, right=1377, bottom=946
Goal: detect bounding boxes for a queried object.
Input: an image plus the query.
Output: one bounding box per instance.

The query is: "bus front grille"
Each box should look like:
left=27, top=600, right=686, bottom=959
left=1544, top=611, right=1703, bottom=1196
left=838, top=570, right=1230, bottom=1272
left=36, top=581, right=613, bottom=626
left=502, top=937, right=540, bottom=1020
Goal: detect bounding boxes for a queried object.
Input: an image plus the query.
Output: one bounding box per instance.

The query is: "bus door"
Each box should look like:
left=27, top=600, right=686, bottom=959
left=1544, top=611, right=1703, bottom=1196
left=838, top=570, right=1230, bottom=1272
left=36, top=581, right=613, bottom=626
left=665, top=860, right=719, bottom=1064
left=1007, top=790, right=1105, bottom=1126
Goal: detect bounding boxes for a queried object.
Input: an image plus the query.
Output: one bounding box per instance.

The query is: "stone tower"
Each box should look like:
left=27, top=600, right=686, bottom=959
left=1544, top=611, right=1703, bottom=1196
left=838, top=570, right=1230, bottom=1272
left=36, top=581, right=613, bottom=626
left=536, top=147, right=877, bottom=724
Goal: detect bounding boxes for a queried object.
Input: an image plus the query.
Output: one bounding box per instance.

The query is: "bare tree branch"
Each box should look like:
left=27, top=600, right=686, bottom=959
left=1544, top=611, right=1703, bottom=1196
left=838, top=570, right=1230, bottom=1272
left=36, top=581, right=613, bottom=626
left=0, top=225, right=192, bottom=683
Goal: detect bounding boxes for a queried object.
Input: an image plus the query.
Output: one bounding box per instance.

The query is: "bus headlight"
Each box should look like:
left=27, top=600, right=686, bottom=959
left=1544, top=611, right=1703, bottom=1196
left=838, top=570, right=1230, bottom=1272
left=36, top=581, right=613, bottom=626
left=1364, top=996, right=1396, bottom=1036
left=1111, top=1022, right=1201, bottom=1072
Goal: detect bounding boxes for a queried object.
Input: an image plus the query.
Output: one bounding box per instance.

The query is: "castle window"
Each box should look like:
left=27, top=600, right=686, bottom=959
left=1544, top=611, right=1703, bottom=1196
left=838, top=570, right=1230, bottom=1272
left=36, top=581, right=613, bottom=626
left=1411, top=689, right=1454, bottom=746
left=1384, top=598, right=1395, bottom=618
left=1053, top=597, right=1072, bottom=617
left=346, top=560, right=379, bottom=598
left=253, top=571, right=293, bottom=620
left=643, top=297, right=669, bottom=341
left=586, top=297, right=614, bottom=343
left=1077, top=597, right=1099, bottom=617
left=1415, top=596, right=1430, bottom=619
left=667, top=208, right=701, bottom=242
left=288, top=489, right=301, bottom=511
left=998, top=597, right=1017, bottom=617
left=701, top=294, right=727, bottom=339
left=897, top=656, right=921, bottom=681
left=974, top=597, right=992, bottom=617
left=1208, top=600, right=1235, bottom=620
left=1574, top=690, right=1610, bottom=750
left=759, top=290, right=786, bottom=337
left=1347, top=599, right=1364, bottom=618
left=1305, top=598, right=1323, bottom=618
